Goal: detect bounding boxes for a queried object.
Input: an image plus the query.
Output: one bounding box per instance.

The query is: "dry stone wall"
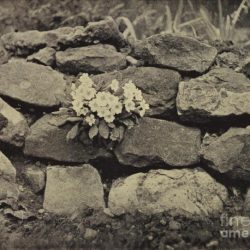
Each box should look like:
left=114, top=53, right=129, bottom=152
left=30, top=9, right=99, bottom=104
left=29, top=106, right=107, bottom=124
left=0, top=17, right=250, bottom=217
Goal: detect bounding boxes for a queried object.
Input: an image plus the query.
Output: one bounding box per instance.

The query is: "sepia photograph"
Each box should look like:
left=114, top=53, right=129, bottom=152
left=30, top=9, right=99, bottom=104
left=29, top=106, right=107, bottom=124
left=0, top=0, right=250, bottom=249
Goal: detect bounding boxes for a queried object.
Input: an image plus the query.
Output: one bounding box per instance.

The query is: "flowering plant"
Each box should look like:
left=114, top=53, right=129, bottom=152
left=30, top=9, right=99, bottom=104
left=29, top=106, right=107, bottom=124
left=54, top=73, right=149, bottom=145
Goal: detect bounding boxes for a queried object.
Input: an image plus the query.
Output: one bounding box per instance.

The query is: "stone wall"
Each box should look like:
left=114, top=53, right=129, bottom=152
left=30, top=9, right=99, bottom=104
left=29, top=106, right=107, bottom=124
left=0, top=17, right=250, bottom=217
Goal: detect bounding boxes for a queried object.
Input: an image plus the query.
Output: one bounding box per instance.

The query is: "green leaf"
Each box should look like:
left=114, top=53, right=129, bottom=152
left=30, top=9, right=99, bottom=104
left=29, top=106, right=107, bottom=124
left=89, top=125, right=99, bottom=139
left=52, top=107, right=70, bottom=115
left=110, top=127, right=120, bottom=141
left=66, top=123, right=79, bottom=141
left=66, top=117, right=83, bottom=123
left=120, top=118, right=135, bottom=129
left=118, top=126, right=125, bottom=141
left=98, top=120, right=110, bottom=139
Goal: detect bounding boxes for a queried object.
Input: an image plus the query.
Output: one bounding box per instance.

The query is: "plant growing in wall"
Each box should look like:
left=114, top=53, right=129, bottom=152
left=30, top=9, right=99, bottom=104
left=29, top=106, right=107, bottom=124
left=53, top=74, right=149, bottom=147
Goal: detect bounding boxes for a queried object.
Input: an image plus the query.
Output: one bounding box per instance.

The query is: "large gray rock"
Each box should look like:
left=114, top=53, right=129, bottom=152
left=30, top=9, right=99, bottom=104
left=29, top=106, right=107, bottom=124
left=92, top=67, right=181, bottom=117
left=177, top=68, right=250, bottom=122
left=108, top=168, right=228, bottom=216
left=2, top=18, right=126, bottom=56
left=0, top=61, right=66, bottom=108
left=24, top=166, right=45, bottom=193
left=24, top=114, right=111, bottom=163
left=56, top=44, right=127, bottom=74
left=132, top=34, right=217, bottom=73
left=201, top=126, right=250, bottom=180
left=43, top=165, right=105, bottom=215
left=115, top=117, right=201, bottom=167
left=27, top=47, right=56, bottom=66
left=0, top=151, right=19, bottom=200
left=0, top=98, right=29, bottom=147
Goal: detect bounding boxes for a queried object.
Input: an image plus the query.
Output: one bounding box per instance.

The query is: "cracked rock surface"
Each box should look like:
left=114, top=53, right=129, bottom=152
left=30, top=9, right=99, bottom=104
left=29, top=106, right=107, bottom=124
left=108, top=168, right=228, bottom=216
left=177, top=68, right=250, bottom=123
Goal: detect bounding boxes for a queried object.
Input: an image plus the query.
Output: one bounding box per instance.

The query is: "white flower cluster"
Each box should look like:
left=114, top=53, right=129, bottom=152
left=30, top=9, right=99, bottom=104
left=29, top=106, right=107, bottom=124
left=70, top=73, right=149, bottom=129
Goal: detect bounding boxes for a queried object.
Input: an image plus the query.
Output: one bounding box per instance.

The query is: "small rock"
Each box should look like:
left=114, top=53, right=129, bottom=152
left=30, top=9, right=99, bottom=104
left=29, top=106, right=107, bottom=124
left=0, top=98, right=29, bottom=147
left=0, top=61, right=66, bottom=108
left=24, top=114, right=111, bottom=163
left=132, top=33, right=217, bottom=73
left=169, top=220, right=181, bottom=230
left=43, top=164, right=105, bottom=215
left=84, top=228, right=98, bottom=240
left=108, top=168, right=228, bottom=216
left=206, top=240, right=219, bottom=248
left=217, top=52, right=241, bottom=69
left=201, top=126, right=250, bottom=180
left=24, top=166, right=45, bottom=193
left=27, top=47, right=56, bottom=66
left=115, top=117, right=201, bottom=167
left=56, top=44, right=127, bottom=74
left=177, top=68, right=250, bottom=122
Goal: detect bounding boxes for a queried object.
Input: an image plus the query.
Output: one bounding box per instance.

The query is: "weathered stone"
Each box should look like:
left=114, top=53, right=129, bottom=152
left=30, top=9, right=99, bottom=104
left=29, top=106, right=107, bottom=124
left=108, top=168, right=228, bottom=216
left=0, top=61, right=66, bottom=108
left=0, top=98, right=29, bottom=147
left=132, top=34, right=217, bottom=73
left=43, top=165, right=105, bottom=215
left=201, top=126, right=250, bottom=180
left=0, top=40, right=9, bottom=64
left=0, top=151, right=16, bottom=182
left=242, top=57, right=250, bottom=78
left=27, top=47, right=56, bottom=66
left=56, top=44, right=127, bottom=74
left=114, top=117, right=201, bottom=167
left=217, top=52, right=241, bottom=69
left=2, top=17, right=126, bottom=56
left=244, top=188, right=250, bottom=214
left=92, top=67, right=181, bottom=117
left=0, top=151, right=19, bottom=200
left=177, top=68, right=250, bottom=122
left=24, top=166, right=45, bottom=193
left=24, top=114, right=111, bottom=163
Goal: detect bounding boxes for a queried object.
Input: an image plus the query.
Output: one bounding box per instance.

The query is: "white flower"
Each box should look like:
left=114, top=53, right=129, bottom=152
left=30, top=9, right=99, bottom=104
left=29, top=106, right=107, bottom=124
left=124, top=99, right=135, bottom=112
left=97, top=107, right=110, bottom=118
left=110, top=79, right=120, bottom=92
left=81, top=107, right=89, bottom=116
left=72, top=99, right=84, bottom=116
left=85, top=114, right=96, bottom=126
left=111, top=102, right=123, bottom=115
left=104, top=114, right=115, bottom=123
left=79, top=73, right=94, bottom=88
left=89, top=98, right=99, bottom=112
left=96, top=92, right=109, bottom=107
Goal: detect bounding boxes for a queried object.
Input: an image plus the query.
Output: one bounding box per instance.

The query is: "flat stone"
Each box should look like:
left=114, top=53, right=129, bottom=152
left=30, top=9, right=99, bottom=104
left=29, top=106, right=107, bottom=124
left=92, top=67, right=181, bottom=117
left=27, top=47, right=56, bottom=66
left=0, top=98, right=29, bottom=147
left=24, top=114, right=111, bottom=163
left=0, top=151, right=16, bottom=182
left=108, top=168, right=228, bottom=216
left=114, top=117, right=201, bottom=167
left=201, top=126, right=250, bottom=180
left=43, top=165, right=105, bottom=215
left=24, top=166, right=45, bottom=193
left=56, top=44, right=126, bottom=74
left=177, top=68, right=250, bottom=122
left=1, top=18, right=126, bottom=56
left=132, top=34, right=217, bottom=73
left=0, top=61, right=66, bottom=108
